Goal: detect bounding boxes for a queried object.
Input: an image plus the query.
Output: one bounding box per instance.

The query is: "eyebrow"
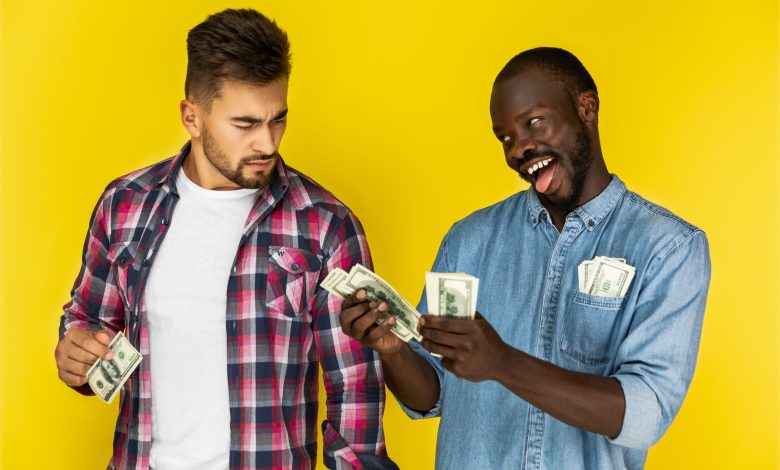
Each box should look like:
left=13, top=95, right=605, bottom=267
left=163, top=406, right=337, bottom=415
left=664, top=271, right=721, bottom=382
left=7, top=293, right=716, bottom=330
left=231, top=109, right=288, bottom=124
left=492, top=105, right=546, bottom=133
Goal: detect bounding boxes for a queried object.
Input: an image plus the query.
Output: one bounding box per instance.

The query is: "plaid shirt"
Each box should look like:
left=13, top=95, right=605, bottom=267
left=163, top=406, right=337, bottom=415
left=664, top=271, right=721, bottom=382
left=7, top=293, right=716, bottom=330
left=60, top=143, right=394, bottom=470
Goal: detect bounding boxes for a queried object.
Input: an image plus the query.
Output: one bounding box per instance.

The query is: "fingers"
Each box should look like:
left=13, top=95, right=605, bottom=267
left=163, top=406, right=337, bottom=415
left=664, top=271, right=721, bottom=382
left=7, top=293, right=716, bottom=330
left=419, top=315, right=473, bottom=334
left=340, top=299, right=372, bottom=337
left=82, top=334, right=114, bottom=360
left=58, top=369, right=87, bottom=387
left=341, top=289, right=368, bottom=310
left=93, top=330, right=113, bottom=346
left=65, top=345, right=101, bottom=366
left=56, top=328, right=114, bottom=388
left=422, top=338, right=456, bottom=359
left=67, top=328, right=113, bottom=360
left=363, top=316, right=396, bottom=344
left=62, top=357, right=92, bottom=378
left=350, top=302, right=387, bottom=342
left=420, top=326, right=463, bottom=348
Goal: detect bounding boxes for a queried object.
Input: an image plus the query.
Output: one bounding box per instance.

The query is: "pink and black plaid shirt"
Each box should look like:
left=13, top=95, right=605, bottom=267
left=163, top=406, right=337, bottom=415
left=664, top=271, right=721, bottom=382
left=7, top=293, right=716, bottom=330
left=60, top=143, right=394, bottom=470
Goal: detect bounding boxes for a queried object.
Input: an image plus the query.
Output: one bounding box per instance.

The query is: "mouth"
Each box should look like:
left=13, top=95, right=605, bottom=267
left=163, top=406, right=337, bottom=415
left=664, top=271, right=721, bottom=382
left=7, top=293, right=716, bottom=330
left=519, top=156, right=559, bottom=194
left=244, top=157, right=275, bottom=171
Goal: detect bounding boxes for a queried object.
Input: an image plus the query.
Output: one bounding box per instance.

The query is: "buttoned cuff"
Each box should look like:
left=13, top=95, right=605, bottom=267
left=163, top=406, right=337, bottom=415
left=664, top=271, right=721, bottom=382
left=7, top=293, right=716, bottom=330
left=396, top=340, right=444, bottom=419
left=609, top=374, right=661, bottom=449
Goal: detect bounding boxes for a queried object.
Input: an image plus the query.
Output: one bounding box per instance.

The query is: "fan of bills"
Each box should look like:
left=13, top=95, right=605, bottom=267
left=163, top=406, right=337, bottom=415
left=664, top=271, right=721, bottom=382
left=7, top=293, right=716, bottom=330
left=321, top=264, right=479, bottom=343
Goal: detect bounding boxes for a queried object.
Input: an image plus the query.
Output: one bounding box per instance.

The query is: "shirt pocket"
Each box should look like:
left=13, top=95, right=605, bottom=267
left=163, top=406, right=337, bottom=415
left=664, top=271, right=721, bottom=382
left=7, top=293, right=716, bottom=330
left=265, top=246, right=323, bottom=318
left=107, top=241, right=140, bottom=310
left=560, top=291, right=625, bottom=367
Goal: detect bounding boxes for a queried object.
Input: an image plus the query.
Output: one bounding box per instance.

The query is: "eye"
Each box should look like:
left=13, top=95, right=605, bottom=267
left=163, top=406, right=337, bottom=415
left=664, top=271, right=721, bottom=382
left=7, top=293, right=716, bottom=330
left=271, top=116, right=287, bottom=125
left=235, top=124, right=253, bottom=131
left=528, top=116, right=543, bottom=126
left=498, top=135, right=512, bottom=144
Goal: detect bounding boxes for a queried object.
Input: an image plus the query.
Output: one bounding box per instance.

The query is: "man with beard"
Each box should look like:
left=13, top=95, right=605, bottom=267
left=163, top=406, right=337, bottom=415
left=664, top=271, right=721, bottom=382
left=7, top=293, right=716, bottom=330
left=55, top=9, right=396, bottom=470
left=340, top=47, right=711, bottom=469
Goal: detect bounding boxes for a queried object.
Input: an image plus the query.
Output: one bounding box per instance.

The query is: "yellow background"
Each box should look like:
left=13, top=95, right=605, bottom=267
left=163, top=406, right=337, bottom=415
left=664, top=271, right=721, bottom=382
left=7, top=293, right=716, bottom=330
left=2, top=1, right=778, bottom=468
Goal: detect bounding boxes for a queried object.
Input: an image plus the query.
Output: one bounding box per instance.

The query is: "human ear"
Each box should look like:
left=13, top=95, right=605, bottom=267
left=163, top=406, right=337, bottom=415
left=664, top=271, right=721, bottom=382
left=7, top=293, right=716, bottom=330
left=180, top=99, right=201, bottom=138
left=578, top=91, right=599, bottom=123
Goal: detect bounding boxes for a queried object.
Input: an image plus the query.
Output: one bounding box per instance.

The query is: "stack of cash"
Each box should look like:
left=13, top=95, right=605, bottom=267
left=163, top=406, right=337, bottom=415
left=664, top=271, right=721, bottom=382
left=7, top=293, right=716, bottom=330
left=87, top=331, right=143, bottom=404
left=425, top=272, right=479, bottom=319
left=321, top=264, right=422, bottom=342
left=578, top=256, right=635, bottom=297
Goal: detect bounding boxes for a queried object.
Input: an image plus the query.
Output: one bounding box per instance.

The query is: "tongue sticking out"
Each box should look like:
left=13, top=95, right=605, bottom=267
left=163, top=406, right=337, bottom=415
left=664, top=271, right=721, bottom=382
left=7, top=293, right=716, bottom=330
left=534, top=160, right=558, bottom=193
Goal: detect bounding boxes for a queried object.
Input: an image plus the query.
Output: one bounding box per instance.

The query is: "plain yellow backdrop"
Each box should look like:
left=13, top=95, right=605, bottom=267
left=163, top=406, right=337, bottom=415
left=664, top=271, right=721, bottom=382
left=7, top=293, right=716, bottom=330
left=2, top=1, right=778, bottom=469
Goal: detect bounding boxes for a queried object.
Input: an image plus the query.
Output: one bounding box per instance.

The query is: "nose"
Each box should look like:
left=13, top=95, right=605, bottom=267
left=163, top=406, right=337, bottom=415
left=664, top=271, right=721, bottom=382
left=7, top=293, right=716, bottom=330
left=251, top=125, right=277, bottom=156
left=509, top=135, right=537, bottom=162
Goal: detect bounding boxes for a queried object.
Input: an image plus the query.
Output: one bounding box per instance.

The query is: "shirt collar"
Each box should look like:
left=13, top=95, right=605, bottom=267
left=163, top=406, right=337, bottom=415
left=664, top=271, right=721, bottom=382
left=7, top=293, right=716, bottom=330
left=527, top=175, right=626, bottom=230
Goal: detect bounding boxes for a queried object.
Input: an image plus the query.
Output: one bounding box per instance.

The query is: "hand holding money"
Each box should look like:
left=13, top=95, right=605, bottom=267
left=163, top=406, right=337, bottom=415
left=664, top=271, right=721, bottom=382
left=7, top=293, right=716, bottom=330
left=323, top=264, right=422, bottom=342
left=418, top=312, right=511, bottom=382
left=340, top=290, right=405, bottom=356
left=86, top=332, right=142, bottom=404
left=55, top=328, right=115, bottom=387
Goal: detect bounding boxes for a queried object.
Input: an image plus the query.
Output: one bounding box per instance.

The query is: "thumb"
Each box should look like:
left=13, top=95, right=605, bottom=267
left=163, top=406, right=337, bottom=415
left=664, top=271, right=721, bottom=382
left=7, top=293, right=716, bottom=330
left=93, top=330, right=114, bottom=346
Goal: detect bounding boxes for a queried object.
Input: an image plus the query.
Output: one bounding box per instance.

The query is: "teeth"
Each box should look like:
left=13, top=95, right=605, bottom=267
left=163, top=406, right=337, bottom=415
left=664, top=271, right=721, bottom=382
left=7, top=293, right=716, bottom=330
left=527, top=158, right=553, bottom=176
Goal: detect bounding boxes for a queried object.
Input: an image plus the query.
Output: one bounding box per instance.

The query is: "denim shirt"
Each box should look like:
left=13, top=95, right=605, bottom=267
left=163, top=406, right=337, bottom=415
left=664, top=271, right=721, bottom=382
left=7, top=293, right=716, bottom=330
left=401, top=176, right=711, bottom=470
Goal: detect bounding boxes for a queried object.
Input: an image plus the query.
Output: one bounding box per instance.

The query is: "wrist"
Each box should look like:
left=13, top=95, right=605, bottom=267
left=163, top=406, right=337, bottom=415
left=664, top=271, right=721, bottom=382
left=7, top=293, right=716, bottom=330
left=379, top=342, right=409, bottom=363
left=490, top=342, right=522, bottom=384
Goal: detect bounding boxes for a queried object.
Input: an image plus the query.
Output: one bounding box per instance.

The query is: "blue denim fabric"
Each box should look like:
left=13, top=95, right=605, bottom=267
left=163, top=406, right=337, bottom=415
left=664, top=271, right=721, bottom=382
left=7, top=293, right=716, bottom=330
left=399, top=176, right=711, bottom=469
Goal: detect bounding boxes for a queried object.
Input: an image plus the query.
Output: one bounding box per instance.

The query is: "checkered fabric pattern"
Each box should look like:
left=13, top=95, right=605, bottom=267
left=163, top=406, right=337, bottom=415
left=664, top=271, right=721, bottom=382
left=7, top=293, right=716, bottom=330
left=60, top=142, right=392, bottom=469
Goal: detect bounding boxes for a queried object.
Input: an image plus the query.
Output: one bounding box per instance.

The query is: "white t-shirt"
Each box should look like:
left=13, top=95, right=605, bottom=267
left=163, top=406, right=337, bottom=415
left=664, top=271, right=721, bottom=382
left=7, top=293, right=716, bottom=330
left=145, top=168, right=257, bottom=469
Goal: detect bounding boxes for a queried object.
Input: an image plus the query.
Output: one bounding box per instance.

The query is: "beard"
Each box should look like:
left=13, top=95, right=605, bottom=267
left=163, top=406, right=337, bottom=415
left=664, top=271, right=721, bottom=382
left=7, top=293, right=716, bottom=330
left=522, top=124, right=592, bottom=215
left=201, top=126, right=276, bottom=189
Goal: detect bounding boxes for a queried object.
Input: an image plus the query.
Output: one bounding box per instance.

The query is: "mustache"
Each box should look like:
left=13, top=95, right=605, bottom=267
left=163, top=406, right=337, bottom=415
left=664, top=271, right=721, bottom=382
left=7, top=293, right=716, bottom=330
left=241, top=152, right=279, bottom=164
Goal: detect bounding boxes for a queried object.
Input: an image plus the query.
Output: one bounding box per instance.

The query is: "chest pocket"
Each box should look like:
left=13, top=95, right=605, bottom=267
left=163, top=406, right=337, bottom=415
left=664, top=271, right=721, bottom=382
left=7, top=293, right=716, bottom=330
left=560, top=291, right=625, bottom=367
left=265, top=246, right=323, bottom=318
left=107, top=241, right=141, bottom=310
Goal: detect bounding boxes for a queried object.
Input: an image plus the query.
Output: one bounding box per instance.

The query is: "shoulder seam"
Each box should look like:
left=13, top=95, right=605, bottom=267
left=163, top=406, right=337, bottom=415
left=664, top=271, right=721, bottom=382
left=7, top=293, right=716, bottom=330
left=646, top=229, right=707, bottom=279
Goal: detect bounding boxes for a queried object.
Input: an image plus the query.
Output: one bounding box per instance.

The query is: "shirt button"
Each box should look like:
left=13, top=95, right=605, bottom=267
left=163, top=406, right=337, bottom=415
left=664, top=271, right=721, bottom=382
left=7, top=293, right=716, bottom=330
left=232, top=265, right=237, bottom=274
left=587, top=220, right=595, bottom=229
left=119, top=255, right=127, bottom=264
left=291, top=263, right=300, bottom=271
left=162, top=218, right=169, bottom=225
left=142, top=259, right=150, bottom=267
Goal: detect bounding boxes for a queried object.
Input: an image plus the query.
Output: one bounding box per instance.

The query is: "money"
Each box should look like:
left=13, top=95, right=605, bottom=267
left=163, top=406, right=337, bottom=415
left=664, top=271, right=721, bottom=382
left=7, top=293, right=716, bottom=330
left=321, top=264, right=422, bottom=342
left=578, top=256, right=635, bottom=297
left=425, top=272, right=479, bottom=319
left=87, top=331, right=143, bottom=404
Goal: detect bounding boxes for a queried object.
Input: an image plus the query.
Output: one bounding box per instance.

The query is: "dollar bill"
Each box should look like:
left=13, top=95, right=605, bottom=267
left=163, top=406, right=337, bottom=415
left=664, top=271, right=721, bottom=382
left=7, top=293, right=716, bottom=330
left=320, top=264, right=422, bottom=342
left=425, top=272, right=479, bottom=319
left=578, top=256, right=628, bottom=293
left=579, top=256, right=635, bottom=297
left=87, top=331, right=142, bottom=404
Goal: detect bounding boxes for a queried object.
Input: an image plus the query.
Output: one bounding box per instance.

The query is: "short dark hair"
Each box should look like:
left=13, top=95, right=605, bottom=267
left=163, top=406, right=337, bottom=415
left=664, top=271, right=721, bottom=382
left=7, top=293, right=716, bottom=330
left=185, top=9, right=291, bottom=109
left=495, top=47, right=597, bottom=100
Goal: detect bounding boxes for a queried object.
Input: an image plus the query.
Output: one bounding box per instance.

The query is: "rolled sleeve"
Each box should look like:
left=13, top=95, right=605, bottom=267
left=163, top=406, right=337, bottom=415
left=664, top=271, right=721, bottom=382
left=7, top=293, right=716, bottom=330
left=609, top=374, right=661, bottom=448
left=396, top=233, right=452, bottom=420
left=609, top=230, right=711, bottom=449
